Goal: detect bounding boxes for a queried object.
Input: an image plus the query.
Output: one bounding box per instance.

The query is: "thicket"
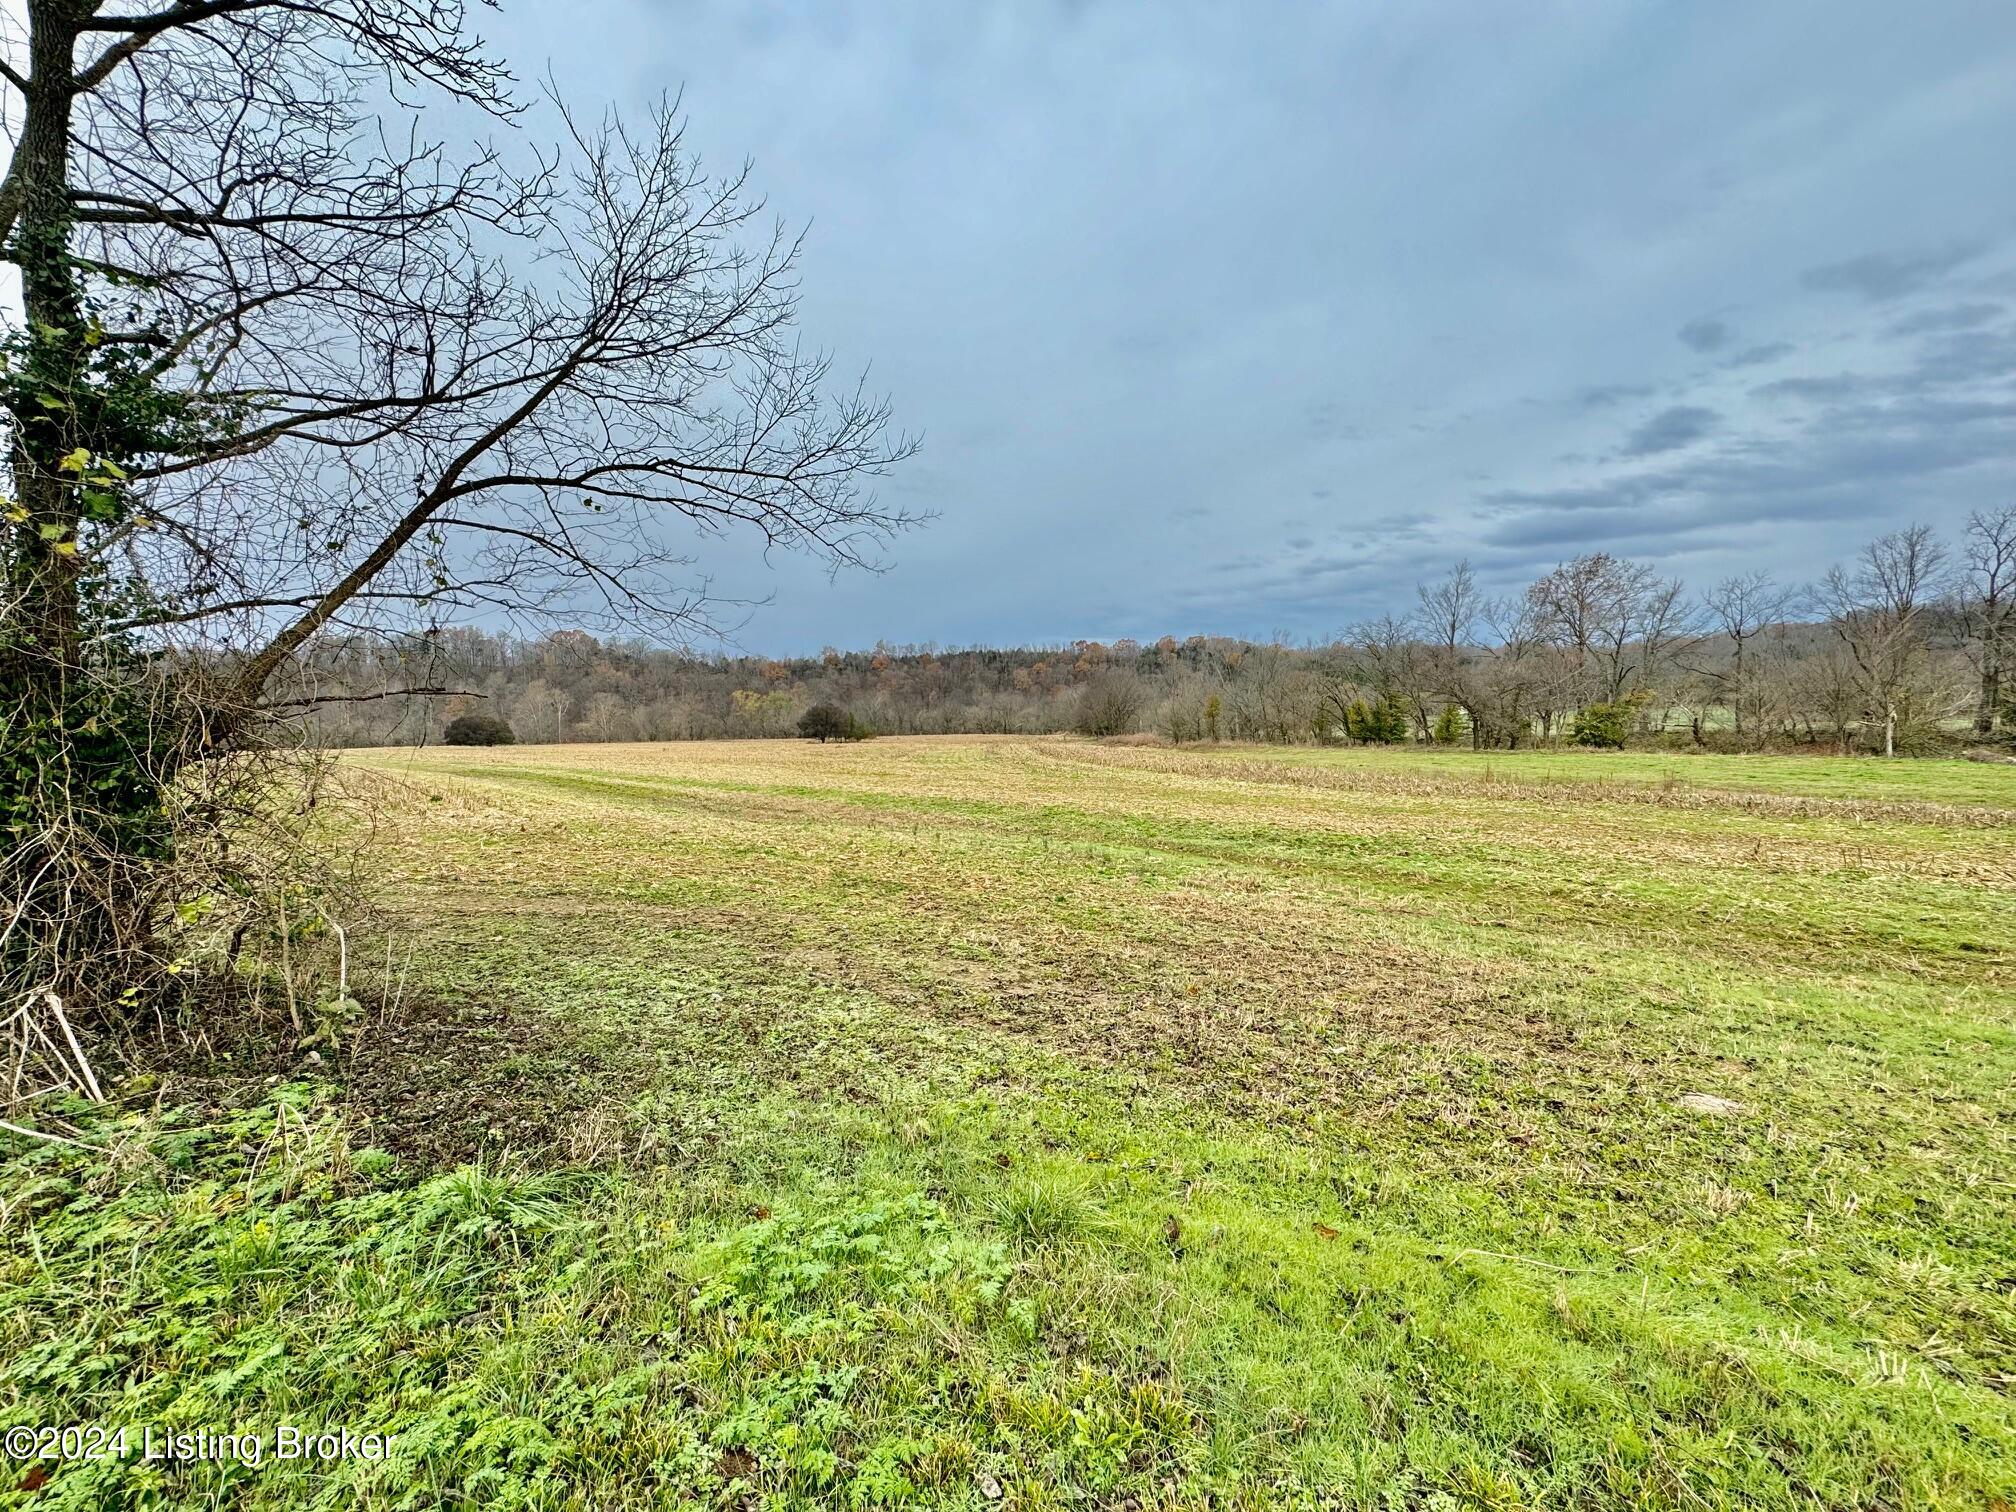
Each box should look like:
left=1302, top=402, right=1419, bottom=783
left=443, top=713, right=517, bottom=747
left=797, top=704, right=862, bottom=743
left=1571, top=701, right=1634, bottom=750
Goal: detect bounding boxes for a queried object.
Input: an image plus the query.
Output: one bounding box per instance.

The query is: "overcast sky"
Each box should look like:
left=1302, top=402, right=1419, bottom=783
left=487, top=1, right=2016, bottom=653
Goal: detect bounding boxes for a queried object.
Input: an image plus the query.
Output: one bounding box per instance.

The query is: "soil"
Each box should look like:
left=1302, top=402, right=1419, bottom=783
left=123, top=989, right=636, bottom=1170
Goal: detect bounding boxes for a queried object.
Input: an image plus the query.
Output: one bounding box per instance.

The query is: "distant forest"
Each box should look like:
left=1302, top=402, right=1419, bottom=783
left=309, top=516, right=2014, bottom=757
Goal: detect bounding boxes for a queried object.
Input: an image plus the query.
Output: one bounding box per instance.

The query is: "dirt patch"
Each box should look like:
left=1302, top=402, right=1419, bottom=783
left=1676, top=1092, right=1743, bottom=1117
left=336, top=996, right=642, bottom=1167
left=122, top=990, right=640, bottom=1170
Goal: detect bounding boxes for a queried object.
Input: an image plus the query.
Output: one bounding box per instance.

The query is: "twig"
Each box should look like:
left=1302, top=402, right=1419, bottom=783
left=0, top=1117, right=97, bottom=1151
left=43, top=993, right=104, bottom=1103
left=310, top=903, right=349, bottom=1003
left=1443, top=1247, right=1582, bottom=1274
left=261, top=686, right=483, bottom=710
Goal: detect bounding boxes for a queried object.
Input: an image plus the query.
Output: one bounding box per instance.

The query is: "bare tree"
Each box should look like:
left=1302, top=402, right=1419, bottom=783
left=1472, top=592, right=1557, bottom=748
left=1528, top=552, right=1697, bottom=712
left=1338, top=613, right=1428, bottom=737
left=1787, top=642, right=1864, bottom=753
left=2, top=2, right=915, bottom=1008
left=1417, top=560, right=1483, bottom=661
left=1699, top=569, right=1796, bottom=742
left=1223, top=642, right=1321, bottom=743
left=1626, top=573, right=1701, bottom=724
left=1960, top=505, right=2016, bottom=738
left=1074, top=672, right=1143, bottom=738
left=1812, top=526, right=1949, bottom=757
left=1415, top=561, right=1500, bottom=746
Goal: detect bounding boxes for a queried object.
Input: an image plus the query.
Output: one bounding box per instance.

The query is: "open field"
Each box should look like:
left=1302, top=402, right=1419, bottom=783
left=1252, top=743, right=2016, bottom=808
left=4, top=736, right=2014, bottom=1509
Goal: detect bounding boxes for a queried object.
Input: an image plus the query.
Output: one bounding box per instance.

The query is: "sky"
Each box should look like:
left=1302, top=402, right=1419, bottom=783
left=146, top=4, right=2016, bottom=650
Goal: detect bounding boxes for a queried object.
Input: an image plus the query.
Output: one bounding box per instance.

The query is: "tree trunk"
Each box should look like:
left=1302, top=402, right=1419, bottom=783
left=7, top=5, right=87, bottom=687
left=2, top=7, right=118, bottom=1002
left=1730, top=639, right=1745, bottom=736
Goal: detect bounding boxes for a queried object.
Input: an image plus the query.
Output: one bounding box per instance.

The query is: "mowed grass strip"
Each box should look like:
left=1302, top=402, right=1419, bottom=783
left=4, top=737, right=2012, bottom=1509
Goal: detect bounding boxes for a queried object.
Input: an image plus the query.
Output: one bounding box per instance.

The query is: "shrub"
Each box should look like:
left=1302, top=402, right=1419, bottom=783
left=1570, top=701, right=1630, bottom=749
left=1075, top=675, right=1143, bottom=738
left=443, top=712, right=516, bottom=746
left=1344, top=696, right=1408, bottom=744
left=798, top=704, right=857, bottom=742
left=1377, top=698, right=1410, bottom=743
left=1432, top=705, right=1467, bottom=745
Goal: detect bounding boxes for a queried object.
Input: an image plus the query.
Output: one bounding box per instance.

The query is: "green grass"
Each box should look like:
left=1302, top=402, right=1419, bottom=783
left=3, top=736, right=2013, bottom=1509
left=1258, top=742, right=2016, bottom=807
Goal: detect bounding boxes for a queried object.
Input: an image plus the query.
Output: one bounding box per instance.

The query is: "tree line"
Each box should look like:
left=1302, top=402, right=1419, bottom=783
left=314, top=511, right=2014, bottom=757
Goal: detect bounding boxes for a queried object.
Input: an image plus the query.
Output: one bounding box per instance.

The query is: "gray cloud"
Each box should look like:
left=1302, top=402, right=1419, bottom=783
left=1911, top=324, right=2016, bottom=385
left=1302, top=401, right=1364, bottom=441
left=1576, top=382, right=1656, bottom=409
left=1800, top=242, right=1990, bottom=302
left=1479, top=484, right=1620, bottom=516
left=479, top=3, right=2016, bottom=647
left=1480, top=435, right=1981, bottom=550
left=1755, top=322, right=2016, bottom=406
left=1483, top=321, right=2016, bottom=557
left=1887, top=302, right=2004, bottom=336
left=1755, top=373, right=1872, bottom=402
left=1678, top=317, right=1732, bottom=353
left=1720, top=342, right=1794, bottom=369
left=1621, top=405, right=1719, bottom=457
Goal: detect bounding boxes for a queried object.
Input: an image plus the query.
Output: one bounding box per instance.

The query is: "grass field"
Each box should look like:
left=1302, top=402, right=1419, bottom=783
left=4, top=736, right=2014, bottom=1509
